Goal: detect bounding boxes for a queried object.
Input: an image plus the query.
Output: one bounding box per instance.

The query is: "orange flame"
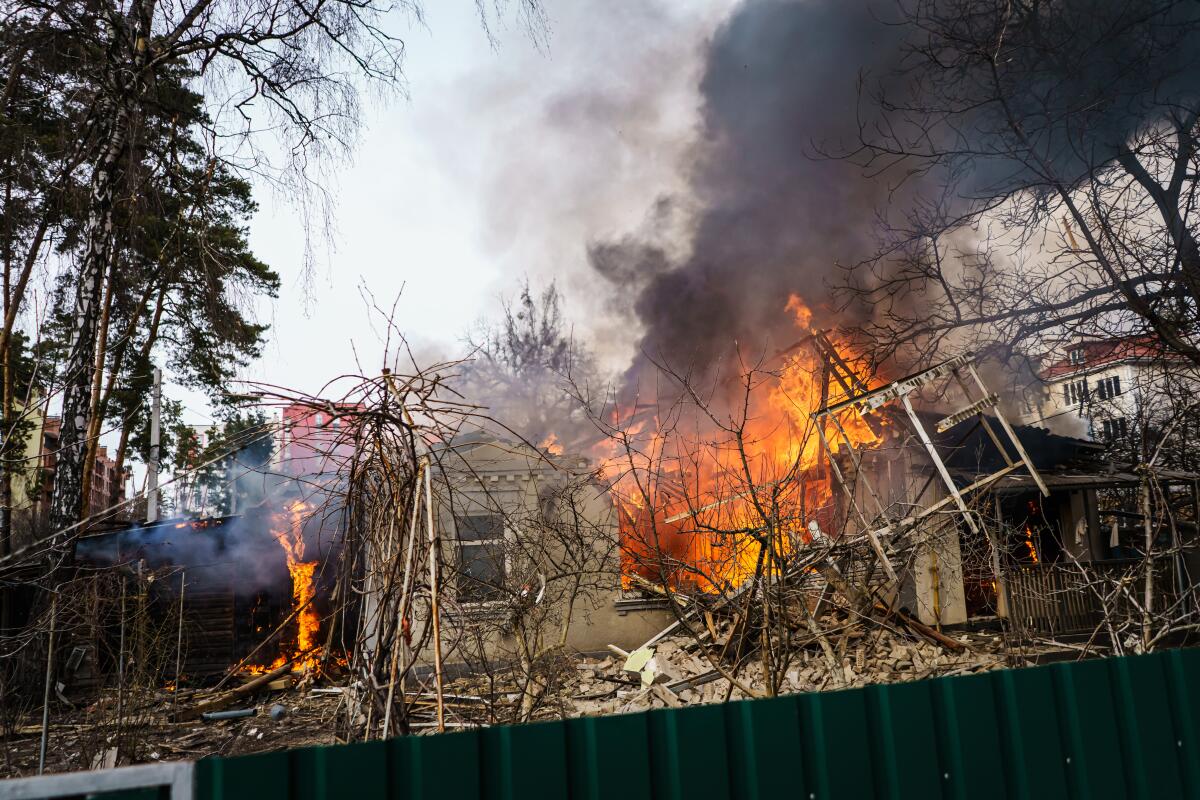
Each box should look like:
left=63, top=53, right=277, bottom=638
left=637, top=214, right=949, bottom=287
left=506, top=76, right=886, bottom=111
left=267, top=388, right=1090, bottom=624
left=608, top=294, right=883, bottom=593
left=1023, top=524, right=1040, bottom=563
left=250, top=501, right=321, bottom=674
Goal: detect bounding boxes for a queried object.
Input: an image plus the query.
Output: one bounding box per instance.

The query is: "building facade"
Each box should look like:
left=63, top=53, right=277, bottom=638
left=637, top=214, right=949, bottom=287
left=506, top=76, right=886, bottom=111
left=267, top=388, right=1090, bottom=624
left=274, top=403, right=358, bottom=479
left=36, top=416, right=127, bottom=519
left=1027, top=336, right=1196, bottom=441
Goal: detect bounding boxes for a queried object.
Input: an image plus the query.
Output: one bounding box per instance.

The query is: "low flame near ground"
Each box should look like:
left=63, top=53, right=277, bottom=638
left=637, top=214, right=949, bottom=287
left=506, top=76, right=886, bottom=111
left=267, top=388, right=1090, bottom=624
left=608, top=294, right=883, bottom=594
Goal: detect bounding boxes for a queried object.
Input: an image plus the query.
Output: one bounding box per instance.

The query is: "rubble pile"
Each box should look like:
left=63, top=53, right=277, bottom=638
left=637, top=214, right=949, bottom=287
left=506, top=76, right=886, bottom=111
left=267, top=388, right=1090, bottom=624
left=0, top=614, right=1048, bottom=779
left=563, top=626, right=1008, bottom=716
left=429, top=611, right=1019, bottom=728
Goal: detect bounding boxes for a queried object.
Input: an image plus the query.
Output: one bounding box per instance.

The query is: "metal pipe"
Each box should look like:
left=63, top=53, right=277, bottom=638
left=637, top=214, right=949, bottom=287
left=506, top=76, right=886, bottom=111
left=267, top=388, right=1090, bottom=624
left=146, top=367, right=161, bottom=522
left=201, top=708, right=257, bottom=721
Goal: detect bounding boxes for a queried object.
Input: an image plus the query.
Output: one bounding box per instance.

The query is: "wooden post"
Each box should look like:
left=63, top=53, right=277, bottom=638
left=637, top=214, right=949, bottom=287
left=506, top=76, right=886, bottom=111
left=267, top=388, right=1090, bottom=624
left=115, top=579, right=126, bottom=762
left=950, top=370, right=1013, bottom=464
left=37, top=592, right=56, bottom=774
left=423, top=462, right=445, bottom=733
left=1141, top=474, right=1155, bottom=651
left=964, top=363, right=1049, bottom=497
left=173, top=570, right=185, bottom=714
left=900, top=394, right=980, bottom=535
left=382, top=469, right=423, bottom=739
left=815, top=422, right=897, bottom=581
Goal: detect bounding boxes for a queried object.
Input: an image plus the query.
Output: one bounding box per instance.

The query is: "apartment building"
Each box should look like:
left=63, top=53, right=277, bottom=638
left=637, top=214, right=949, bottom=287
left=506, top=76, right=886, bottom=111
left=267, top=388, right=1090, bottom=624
left=1029, top=336, right=1194, bottom=440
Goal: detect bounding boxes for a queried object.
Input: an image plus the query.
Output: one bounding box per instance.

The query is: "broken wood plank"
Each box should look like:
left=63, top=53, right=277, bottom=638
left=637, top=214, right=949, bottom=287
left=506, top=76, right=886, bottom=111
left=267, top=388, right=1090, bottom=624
left=175, top=663, right=293, bottom=722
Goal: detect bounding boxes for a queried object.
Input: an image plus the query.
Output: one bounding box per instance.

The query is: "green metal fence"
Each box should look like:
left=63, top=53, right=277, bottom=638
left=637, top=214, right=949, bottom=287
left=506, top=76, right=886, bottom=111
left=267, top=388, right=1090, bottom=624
left=186, top=647, right=1200, bottom=800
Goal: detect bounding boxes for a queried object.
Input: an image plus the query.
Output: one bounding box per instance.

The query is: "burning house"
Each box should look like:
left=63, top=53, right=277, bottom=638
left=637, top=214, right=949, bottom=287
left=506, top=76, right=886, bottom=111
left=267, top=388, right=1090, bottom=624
left=594, top=323, right=1200, bottom=649
left=348, top=318, right=1196, bottom=702
left=52, top=402, right=358, bottom=692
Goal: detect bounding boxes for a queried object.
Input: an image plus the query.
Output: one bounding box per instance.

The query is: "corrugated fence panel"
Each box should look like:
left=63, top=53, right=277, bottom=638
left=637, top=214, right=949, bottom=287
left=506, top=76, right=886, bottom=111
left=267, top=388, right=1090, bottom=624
left=724, top=691, right=803, bottom=800
left=1166, top=648, right=1200, bottom=795
left=938, top=667, right=1008, bottom=800
left=565, top=712, right=651, bottom=800
left=867, top=679, right=944, bottom=800
left=192, top=649, right=1200, bottom=800
left=648, top=699, right=731, bottom=800
left=1052, top=657, right=1127, bottom=800
left=999, top=663, right=1071, bottom=799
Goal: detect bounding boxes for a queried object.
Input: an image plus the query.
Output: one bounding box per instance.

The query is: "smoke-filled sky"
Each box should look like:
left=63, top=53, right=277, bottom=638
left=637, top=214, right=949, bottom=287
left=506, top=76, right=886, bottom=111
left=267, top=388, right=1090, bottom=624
left=214, top=0, right=736, bottom=421
left=217, top=0, right=919, bottom=420
left=134, top=0, right=1200, bottom=481
left=196, top=0, right=1132, bottom=426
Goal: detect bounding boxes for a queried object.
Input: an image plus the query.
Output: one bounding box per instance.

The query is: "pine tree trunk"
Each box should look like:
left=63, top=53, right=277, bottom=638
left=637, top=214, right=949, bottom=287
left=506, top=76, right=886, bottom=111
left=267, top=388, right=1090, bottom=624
left=48, top=120, right=128, bottom=535
left=1, top=336, right=13, bottom=552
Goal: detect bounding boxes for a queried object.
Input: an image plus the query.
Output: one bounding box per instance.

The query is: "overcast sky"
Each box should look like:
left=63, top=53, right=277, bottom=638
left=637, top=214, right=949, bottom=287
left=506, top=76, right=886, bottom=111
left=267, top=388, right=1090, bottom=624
left=171, top=0, right=738, bottom=426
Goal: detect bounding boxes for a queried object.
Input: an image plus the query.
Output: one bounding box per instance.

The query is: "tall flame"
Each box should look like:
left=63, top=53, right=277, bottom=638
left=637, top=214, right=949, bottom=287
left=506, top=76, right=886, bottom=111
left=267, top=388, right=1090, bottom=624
left=608, top=294, right=883, bottom=593
left=251, top=500, right=322, bottom=674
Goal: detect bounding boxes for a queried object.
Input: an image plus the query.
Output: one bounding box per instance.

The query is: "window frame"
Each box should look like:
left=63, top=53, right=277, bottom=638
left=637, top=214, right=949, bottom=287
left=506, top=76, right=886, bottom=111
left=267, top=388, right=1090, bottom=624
left=1066, top=379, right=1089, bottom=406
left=453, top=512, right=510, bottom=605
left=1101, top=417, right=1129, bottom=440
left=1095, top=375, right=1123, bottom=401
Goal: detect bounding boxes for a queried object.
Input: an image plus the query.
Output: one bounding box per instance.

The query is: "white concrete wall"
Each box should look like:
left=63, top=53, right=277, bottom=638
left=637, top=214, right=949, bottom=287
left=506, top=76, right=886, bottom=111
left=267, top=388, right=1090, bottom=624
left=375, top=436, right=675, bottom=673
left=1040, top=362, right=1141, bottom=436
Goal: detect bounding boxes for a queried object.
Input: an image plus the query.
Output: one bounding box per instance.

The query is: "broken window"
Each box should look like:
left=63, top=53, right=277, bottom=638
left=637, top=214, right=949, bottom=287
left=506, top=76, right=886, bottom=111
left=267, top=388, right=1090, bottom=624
left=456, top=514, right=507, bottom=601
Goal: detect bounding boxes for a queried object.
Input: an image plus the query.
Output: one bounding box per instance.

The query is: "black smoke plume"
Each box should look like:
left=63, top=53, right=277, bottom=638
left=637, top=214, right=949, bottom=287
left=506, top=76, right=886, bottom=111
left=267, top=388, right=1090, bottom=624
left=593, top=0, right=1200, bottom=397
left=590, top=0, right=911, bottom=392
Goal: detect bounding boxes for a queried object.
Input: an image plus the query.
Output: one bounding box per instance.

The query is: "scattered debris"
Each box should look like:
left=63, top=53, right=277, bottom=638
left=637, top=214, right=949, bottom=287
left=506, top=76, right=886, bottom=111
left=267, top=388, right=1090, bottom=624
left=176, top=663, right=294, bottom=723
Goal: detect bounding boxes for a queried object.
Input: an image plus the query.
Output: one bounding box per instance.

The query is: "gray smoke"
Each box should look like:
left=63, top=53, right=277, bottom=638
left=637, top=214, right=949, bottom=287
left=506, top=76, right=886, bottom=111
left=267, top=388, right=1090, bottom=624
left=593, top=0, right=1200, bottom=397
left=76, top=486, right=345, bottom=593
left=591, top=0, right=912, bottom=390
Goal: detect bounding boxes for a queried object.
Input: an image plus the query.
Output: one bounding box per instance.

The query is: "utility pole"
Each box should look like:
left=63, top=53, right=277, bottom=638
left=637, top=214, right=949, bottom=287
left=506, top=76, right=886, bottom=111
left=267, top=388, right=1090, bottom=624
left=146, top=367, right=161, bottom=523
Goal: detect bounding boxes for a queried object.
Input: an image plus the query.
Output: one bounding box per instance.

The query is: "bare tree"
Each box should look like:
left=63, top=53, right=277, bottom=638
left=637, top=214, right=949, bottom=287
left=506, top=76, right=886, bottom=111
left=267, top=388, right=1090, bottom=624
left=2, top=0, right=544, bottom=536
left=842, top=0, right=1200, bottom=372
left=462, top=279, right=602, bottom=450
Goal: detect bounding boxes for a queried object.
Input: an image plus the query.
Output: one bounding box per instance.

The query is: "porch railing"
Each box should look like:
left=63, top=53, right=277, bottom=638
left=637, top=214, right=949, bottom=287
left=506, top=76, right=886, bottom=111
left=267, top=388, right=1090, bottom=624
left=1006, top=558, right=1178, bottom=637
